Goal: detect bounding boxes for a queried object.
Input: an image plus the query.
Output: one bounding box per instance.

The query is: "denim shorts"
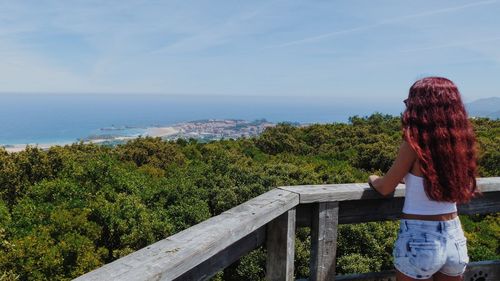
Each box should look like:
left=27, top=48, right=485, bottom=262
left=393, top=216, right=469, bottom=279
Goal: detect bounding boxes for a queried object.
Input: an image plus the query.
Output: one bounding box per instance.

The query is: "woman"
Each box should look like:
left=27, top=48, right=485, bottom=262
left=368, top=77, right=479, bottom=281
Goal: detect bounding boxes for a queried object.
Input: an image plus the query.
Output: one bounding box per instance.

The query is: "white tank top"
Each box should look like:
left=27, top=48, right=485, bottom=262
left=402, top=172, right=457, bottom=215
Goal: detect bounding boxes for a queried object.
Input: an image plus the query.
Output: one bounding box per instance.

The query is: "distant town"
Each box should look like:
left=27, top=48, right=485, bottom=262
left=82, top=118, right=285, bottom=145
left=2, top=119, right=305, bottom=152
left=162, top=118, right=278, bottom=141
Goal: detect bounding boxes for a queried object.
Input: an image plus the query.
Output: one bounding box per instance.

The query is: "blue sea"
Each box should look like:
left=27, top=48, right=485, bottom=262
left=0, top=94, right=403, bottom=145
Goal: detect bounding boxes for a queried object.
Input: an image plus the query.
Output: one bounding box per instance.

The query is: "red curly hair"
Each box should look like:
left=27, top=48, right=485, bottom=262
left=402, top=77, right=479, bottom=203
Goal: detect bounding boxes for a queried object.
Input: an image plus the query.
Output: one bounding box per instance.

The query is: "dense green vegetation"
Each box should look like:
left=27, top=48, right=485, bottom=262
left=0, top=114, right=498, bottom=280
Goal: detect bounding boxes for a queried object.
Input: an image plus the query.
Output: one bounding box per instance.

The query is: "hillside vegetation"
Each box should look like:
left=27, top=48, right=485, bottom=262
left=0, top=114, right=498, bottom=280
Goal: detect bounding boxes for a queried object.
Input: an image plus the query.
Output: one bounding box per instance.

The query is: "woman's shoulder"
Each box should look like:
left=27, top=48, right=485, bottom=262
left=400, top=140, right=424, bottom=177
left=401, top=140, right=424, bottom=177
left=399, top=140, right=418, bottom=159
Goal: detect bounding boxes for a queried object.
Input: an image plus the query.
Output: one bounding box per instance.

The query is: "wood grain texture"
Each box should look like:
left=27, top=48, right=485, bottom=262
left=279, top=177, right=500, bottom=204
left=74, top=178, right=500, bottom=281
left=337, top=191, right=500, bottom=224
left=74, top=188, right=299, bottom=281
left=175, top=226, right=265, bottom=281
left=297, top=191, right=500, bottom=227
left=333, top=260, right=500, bottom=281
left=463, top=260, right=500, bottom=281
left=279, top=183, right=405, bottom=203
left=266, top=208, right=297, bottom=281
left=457, top=190, right=500, bottom=215
left=310, top=202, right=339, bottom=281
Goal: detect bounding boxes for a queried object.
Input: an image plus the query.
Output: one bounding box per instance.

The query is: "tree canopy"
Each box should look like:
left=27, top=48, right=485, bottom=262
left=0, top=113, right=498, bottom=280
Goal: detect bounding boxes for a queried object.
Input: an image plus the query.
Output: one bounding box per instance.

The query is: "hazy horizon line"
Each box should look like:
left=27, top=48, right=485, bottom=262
left=1, top=91, right=498, bottom=102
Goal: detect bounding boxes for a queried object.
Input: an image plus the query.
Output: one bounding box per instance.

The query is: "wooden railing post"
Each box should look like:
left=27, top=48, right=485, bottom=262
left=266, top=208, right=297, bottom=281
left=310, top=201, right=339, bottom=281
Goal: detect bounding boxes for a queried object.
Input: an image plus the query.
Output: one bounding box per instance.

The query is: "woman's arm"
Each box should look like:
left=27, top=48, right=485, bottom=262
left=368, top=140, right=417, bottom=196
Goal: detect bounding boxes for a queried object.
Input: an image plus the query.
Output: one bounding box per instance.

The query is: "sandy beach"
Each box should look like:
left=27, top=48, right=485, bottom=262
left=2, top=142, right=72, bottom=153
left=1, top=137, right=139, bottom=153
left=145, top=126, right=179, bottom=137
left=2, top=138, right=132, bottom=153
left=2, top=126, right=180, bottom=153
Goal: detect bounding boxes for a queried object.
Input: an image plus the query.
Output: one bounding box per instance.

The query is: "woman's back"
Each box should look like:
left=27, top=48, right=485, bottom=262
left=368, top=76, right=476, bottom=280
left=403, top=159, right=457, bottom=215
left=401, top=77, right=478, bottom=204
left=403, top=172, right=457, bottom=215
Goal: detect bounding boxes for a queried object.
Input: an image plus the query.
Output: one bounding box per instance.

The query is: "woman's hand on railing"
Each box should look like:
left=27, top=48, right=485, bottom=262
left=368, top=175, right=381, bottom=193
left=368, top=174, right=399, bottom=197
left=367, top=141, right=415, bottom=197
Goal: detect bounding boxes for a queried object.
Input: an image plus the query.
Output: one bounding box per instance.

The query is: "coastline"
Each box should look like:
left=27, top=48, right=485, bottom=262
left=3, top=143, right=63, bottom=153
left=1, top=118, right=274, bottom=153
left=145, top=126, right=179, bottom=138
left=2, top=126, right=179, bottom=153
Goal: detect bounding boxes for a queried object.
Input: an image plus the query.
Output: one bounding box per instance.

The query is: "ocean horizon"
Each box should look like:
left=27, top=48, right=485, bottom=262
left=0, top=93, right=404, bottom=146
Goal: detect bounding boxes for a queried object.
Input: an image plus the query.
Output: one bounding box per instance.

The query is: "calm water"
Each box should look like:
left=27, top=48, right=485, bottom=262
left=0, top=94, right=403, bottom=145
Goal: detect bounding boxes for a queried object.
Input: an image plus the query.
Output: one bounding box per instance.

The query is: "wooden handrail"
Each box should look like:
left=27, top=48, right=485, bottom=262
left=74, top=177, right=500, bottom=281
left=74, top=189, right=299, bottom=281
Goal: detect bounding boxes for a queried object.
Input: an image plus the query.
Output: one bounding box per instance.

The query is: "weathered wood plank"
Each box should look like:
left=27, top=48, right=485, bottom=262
left=175, top=226, right=265, bottom=281
left=279, top=183, right=405, bottom=203
left=74, top=188, right=299, bottom=281
left=266, top=208, right=297, bottom=281
left=476, top=177, right=500, bottom=192
left=279, top=177, right=500, bottom=203
left=74, top=178, right=500, bottom=281
left=338, top=198, right=404, bottom=224
left=296, top=203, right=313, bottom=227
left=463, top=260, right=500, bottom=281
left=310, top=202, right=339, bottom=281
left=296, top=191, right=500, bottom=227
left=333, top=260, right=500, bottom=281
left=338, top=191, right=500, bottom=224
left=458, top=190, right=500, bottom=215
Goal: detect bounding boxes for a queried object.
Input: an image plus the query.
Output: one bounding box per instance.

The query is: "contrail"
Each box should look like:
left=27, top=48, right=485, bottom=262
left=267, top=0, right=500, bottom=49
left=400, top=36, right=500, bottom=53
left=380, top=0, right=500, bottom=24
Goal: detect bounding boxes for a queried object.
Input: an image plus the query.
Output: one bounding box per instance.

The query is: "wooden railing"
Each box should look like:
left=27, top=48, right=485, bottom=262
left=74, top=177, right=500, bottom=281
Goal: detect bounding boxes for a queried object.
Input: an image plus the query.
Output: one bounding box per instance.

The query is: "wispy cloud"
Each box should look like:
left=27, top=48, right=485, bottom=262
left=400, top=36, right=500, bottom=53
left=267, top=0, right=500, bottom=48
left=150, top=2, right=273, bottom=54
left=0, top=1, right=498, bottom=98
left=0, top=39, right=90, bottom=92
left=379, top=0, right=500, bottom=24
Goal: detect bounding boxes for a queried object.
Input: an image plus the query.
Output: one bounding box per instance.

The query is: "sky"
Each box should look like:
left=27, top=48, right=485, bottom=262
left=0, top=0, right=499, bottom=102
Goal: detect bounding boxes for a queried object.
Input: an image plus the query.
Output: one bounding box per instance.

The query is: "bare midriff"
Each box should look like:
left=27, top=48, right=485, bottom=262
left=401, top=212, right=458, bottom=221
